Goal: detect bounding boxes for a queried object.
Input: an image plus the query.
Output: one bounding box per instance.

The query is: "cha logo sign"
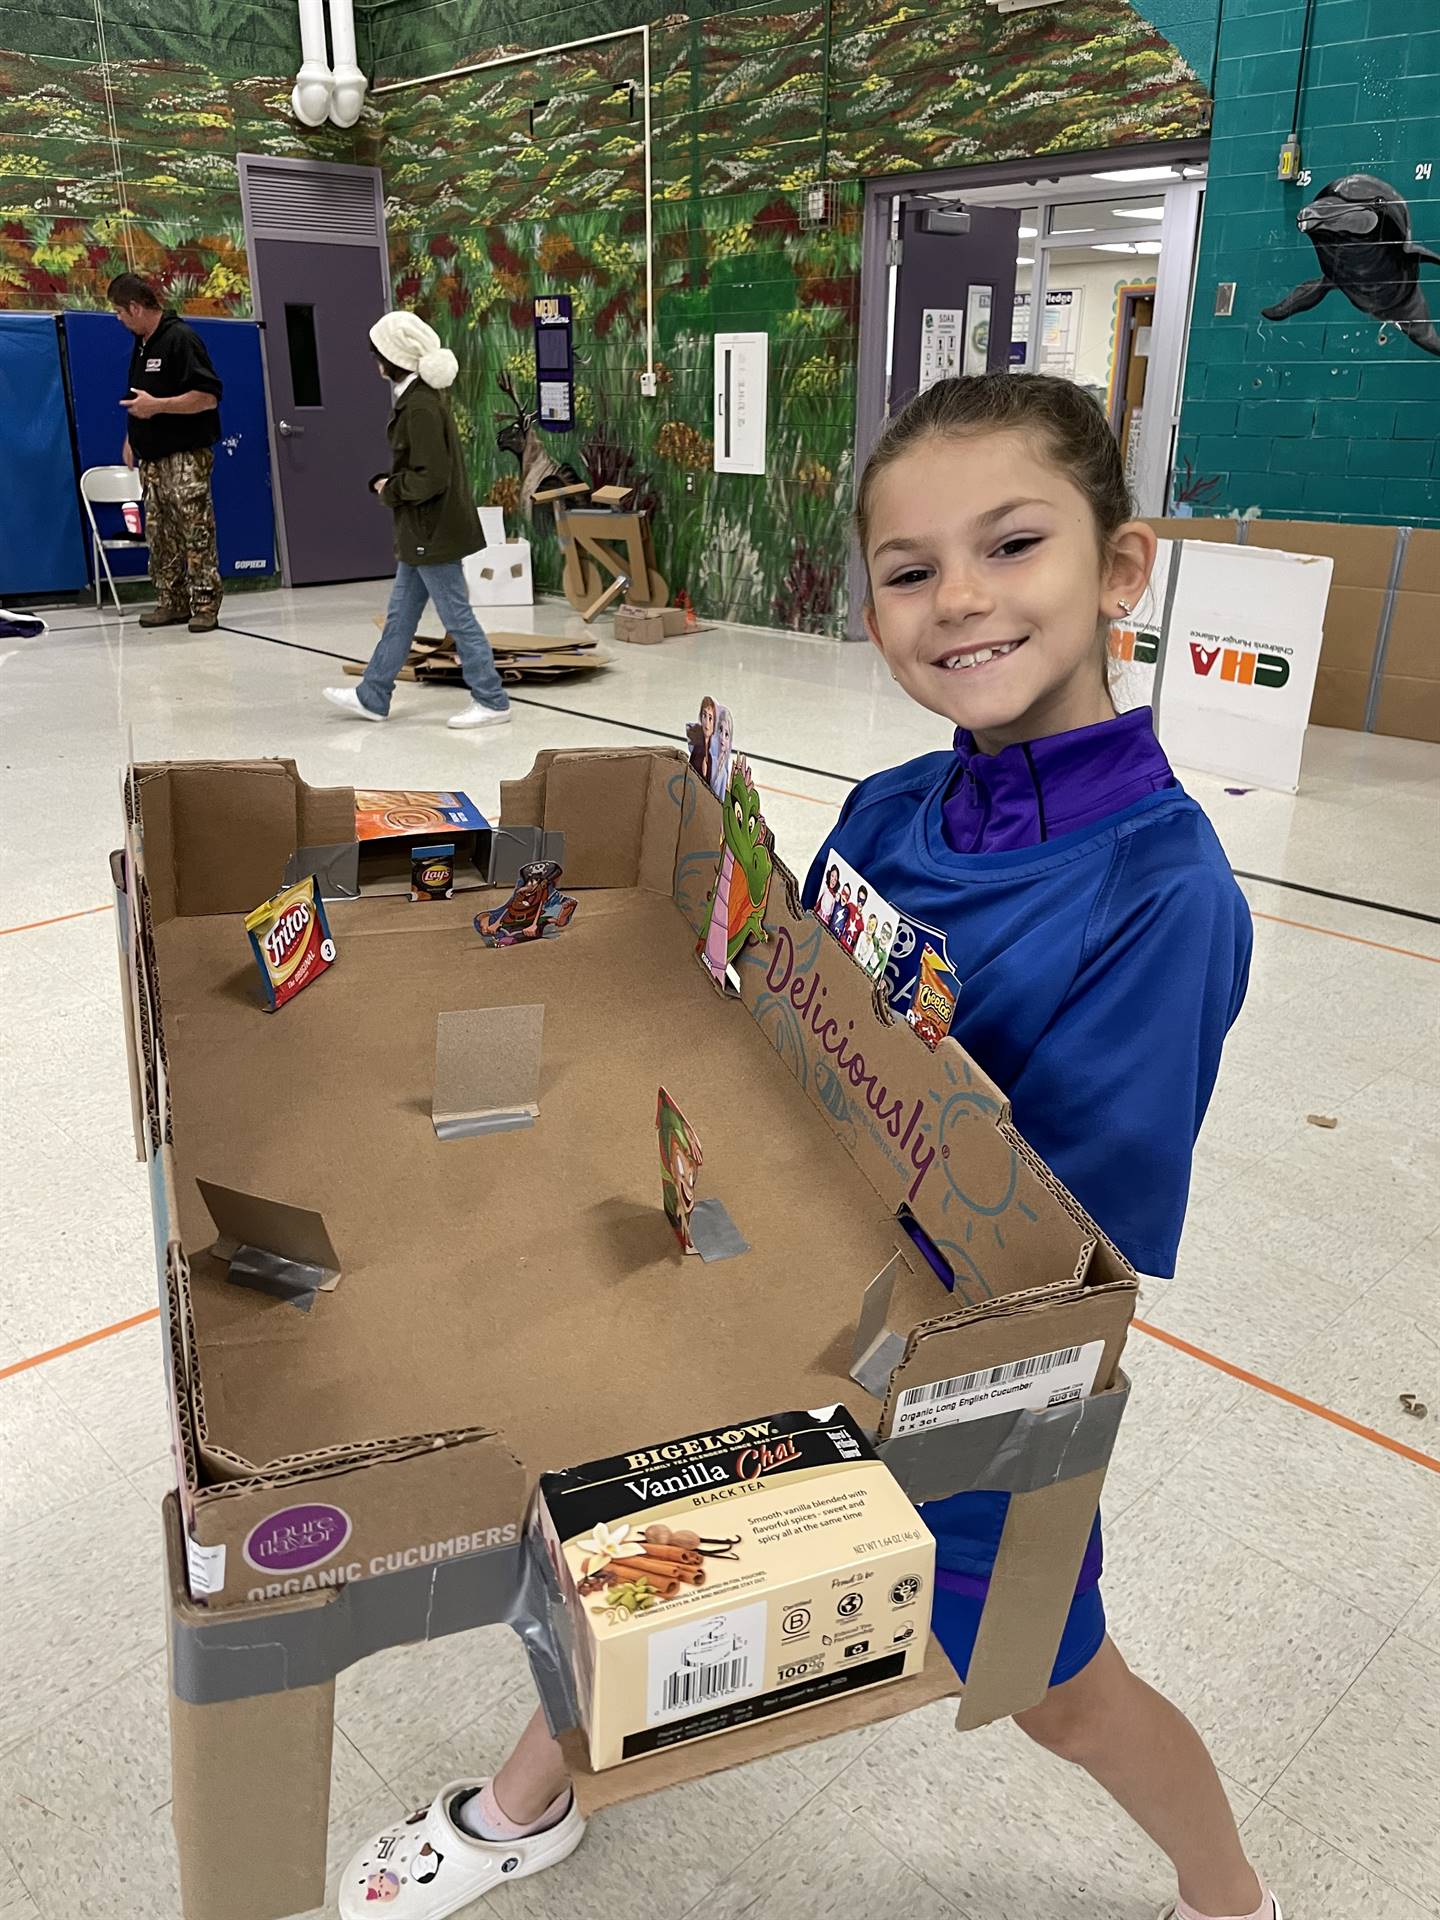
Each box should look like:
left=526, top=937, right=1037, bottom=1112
left=1189, top=642, right=1290, bottom=690
left=244, top=1502, right=352, bottom=1573
left=1110, top=624, right=1159, bottom=666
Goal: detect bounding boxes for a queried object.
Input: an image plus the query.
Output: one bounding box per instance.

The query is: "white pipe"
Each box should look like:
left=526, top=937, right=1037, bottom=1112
left=291, top=0, right=333, bottom=127
left=326, top=0, right=369, bottom=128
left=370, top=26, right=657, bottom=380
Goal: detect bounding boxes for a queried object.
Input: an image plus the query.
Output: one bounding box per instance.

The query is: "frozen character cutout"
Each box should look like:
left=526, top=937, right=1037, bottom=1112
left=709, top=704, right=734, bottom=803
left=686, top=695, right=717, bottom=785
left=474, top=861, right=577, bottom=946
left=698, top=756, right=774, bottom=988
left=815, top=862, right=840, bottom=928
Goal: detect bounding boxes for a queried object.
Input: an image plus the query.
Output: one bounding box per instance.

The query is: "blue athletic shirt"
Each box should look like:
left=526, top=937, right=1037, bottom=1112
left=803, top=743, right=1252, bottom=1581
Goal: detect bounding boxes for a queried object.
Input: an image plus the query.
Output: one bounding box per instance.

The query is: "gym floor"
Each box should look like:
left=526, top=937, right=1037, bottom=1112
left=1, top=587, right=1437, bottom=1920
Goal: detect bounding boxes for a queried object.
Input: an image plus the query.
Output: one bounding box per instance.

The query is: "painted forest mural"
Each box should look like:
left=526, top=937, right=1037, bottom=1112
left=1, top=0, right=1213, bottom=630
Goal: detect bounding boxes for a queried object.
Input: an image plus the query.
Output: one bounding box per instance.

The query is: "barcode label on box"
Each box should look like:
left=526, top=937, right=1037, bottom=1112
left=646, top=1600, right=767, bottom=1727
left=891, top=1339, right=1106, bottom=1437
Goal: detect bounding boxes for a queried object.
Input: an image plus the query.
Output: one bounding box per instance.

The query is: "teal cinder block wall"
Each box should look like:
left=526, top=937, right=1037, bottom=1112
left=1177, top=0, right=1440, bottom=526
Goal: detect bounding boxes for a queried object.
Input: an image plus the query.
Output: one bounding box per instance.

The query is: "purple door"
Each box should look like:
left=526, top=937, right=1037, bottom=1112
left=889, top=202, right=1022, bottom=414
left=240, top=154, right=397, bottom=586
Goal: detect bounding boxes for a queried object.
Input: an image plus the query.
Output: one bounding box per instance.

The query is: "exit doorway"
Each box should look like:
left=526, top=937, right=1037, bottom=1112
left=850, top=141, right=1207, bottom=636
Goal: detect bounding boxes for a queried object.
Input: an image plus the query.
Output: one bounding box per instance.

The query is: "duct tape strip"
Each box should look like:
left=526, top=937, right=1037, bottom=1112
left=488, top=826, right=566, bottom=888
left=169, top=1516, right=579, bottom=1732
left=225, top=1244, right=328, bottom=1312
left=877, top=1378, right=1129, bottom=1504
left=284, top=841, right=361, bottom=901
left=1363, top=524, right=1410, bottom=734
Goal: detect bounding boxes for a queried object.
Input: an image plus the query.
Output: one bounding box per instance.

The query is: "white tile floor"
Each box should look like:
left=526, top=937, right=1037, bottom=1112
left=1, top=585, right=1437, bottom=1920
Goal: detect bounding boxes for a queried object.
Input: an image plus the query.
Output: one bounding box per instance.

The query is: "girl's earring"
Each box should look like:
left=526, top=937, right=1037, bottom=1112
left=1116, top=599, right=1133, bottom=616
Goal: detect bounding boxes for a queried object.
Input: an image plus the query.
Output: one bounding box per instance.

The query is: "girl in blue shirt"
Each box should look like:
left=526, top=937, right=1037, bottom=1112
left=803, top=372, right=1269, bottom=1920
left=338, top=375, right=1272, bottom=1920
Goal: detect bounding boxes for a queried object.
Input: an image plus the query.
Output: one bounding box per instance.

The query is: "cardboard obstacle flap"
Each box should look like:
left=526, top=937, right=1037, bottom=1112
left=115, top=746, right=1136, bottom=1920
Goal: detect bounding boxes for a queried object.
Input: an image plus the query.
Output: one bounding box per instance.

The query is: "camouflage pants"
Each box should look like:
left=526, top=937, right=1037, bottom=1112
left=139, top=449, right=220, bottom=617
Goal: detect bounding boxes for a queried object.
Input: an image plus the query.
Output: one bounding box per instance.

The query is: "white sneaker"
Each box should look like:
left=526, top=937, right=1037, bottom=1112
left=324, top=686, right=387, bottom=722
left=448, top=702, right=512, bottom=730
left=337, top=1779, right=584, bottom=1919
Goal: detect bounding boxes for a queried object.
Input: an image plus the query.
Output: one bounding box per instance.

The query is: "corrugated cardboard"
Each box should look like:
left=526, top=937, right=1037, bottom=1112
left=125, top=748, right=1139, bottom=1916
left=615, top=606, right=667, bottom=645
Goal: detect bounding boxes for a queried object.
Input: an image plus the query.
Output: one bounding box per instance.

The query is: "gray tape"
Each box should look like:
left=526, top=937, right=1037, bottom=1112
left=1364, top=523, right=1409, bottom=734
left=878, top=1381, right=1129, bottom=1504
left=690, top=1198, right=750, bottom=1262
left=226, top=1244, right=326, bottom=1312
left=171, top=1532, right=577, bottom=1730
left=433, top=1110, right=536, bottom=1140
left=285, top=842, right=361, bottom=901
left=488, top=827, right=566, bottom=888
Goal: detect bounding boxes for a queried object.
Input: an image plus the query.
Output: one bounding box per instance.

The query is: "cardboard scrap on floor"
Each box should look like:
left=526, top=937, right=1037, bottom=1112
left=347, top=621, right=612, bottom=685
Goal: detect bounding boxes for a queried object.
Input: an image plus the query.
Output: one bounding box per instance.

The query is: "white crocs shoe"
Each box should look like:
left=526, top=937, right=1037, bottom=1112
left=338, top=1779, right=584, bottom=1918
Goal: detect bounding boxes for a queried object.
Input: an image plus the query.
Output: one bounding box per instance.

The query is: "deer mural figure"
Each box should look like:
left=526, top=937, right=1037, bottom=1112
left=494, top=370, right=584, bottom=519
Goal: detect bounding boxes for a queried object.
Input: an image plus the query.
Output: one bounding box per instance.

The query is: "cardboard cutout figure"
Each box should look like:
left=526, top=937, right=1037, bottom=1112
left=709, top=704, right=735, bottom=803
left=656, top=1086, right=704, bottom=1251
left=698, top=755, right=773, bottom=989
left=686, top=694, right=717, bottom=786
left=474, top=861, right=577, bottom=946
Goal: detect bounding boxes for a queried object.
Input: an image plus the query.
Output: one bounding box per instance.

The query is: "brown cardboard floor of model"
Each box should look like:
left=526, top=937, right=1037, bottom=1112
left=166, top=885, right=917, bottom=1477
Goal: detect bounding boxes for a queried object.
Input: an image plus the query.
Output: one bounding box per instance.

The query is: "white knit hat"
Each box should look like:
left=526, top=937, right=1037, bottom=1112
left=368, top=311, right=459, bottom=390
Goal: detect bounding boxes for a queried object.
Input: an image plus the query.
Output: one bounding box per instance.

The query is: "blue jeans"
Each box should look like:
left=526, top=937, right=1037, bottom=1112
left=359, top=560, right=509, bottom=717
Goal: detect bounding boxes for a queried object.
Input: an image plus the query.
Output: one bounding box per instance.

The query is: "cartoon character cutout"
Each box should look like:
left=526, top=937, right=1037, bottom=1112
left=815, top=862, right=840, bottom=929
left=474, top=861, right=577, bottom=946
left=709, top=704, right=734, bottom=803
left=657, top=1086, right=705, bottom=1252
left=364, top=1871, right=401, bottom=1903
left=686, top=695, right=717, bottom=786
left=698, top=755, right=774, bottom=990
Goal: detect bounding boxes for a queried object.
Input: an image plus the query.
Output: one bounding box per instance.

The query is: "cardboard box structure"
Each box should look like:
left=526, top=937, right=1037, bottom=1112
left=118, top=748, right=1136, bottom=1920
left=462, top=504, right=533, bottom=607
left=1144, top=517, right=1437, bottom=742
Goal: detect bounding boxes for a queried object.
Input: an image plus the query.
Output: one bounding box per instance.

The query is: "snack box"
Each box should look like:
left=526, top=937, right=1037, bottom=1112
left=535, top=1406, right=935, bottom=1771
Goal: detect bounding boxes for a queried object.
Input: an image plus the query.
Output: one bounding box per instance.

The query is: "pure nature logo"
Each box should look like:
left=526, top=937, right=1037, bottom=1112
left=244, top=1503, right=352, bottom=1573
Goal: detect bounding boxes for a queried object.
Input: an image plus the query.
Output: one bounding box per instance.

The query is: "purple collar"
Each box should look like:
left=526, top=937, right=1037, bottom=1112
left=940, top=706, right=1175, bottom=855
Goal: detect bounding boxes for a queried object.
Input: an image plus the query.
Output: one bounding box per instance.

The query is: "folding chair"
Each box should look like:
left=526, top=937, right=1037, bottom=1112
left=80, top=465, right=149, bottom=614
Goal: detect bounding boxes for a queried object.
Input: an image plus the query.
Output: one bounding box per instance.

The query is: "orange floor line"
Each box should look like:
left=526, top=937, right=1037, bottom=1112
left=0, top=903, right=112, bottom=937
left=1132, top=1317, right=1439, bottom=1473
left=756, top=781, right=836, bottom=808
left=0, top=1307, right=161, bottom=1381
left=1248, top=908, right=1439, bottom=965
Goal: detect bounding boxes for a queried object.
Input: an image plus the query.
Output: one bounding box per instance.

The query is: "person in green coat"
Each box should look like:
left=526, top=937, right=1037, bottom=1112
left=324, top=311, right=512, bottom=730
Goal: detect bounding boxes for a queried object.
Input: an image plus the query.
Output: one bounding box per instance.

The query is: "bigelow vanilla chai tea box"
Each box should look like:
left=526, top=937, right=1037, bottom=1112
left=535, top=1407, right=935, bottom=1770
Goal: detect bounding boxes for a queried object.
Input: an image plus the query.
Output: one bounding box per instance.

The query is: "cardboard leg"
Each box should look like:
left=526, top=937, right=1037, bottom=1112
left=169, top=1679, right=334, bottom=1920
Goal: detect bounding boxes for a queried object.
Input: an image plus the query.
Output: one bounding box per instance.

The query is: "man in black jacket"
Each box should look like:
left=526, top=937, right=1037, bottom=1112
left=110, top=273, right=224, bottom=632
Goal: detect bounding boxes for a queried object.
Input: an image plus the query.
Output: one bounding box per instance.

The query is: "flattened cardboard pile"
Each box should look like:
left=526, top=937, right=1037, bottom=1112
left=120, top=748, right=1137, bottom=1810
left=344, top=622, right=611, bottom=686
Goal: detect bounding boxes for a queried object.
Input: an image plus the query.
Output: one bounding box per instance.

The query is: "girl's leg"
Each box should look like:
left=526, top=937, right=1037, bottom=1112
left=1013, top=1636, right=1264, bottom=1916
left=420, top=561, right=510, bottom=711
left=490, top=1708, right=570, bottom=1825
